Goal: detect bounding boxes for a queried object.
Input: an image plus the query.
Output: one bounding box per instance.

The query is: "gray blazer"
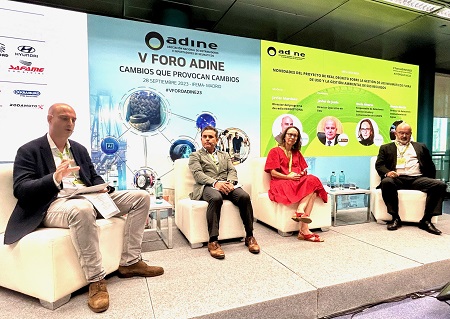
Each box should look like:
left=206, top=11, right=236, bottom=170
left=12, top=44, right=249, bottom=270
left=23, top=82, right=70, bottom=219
left=188, top=148, right=238, bottom=200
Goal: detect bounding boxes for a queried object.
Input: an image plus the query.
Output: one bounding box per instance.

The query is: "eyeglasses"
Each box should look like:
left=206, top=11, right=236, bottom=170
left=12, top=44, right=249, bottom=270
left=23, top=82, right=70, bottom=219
left=360, top=128, right=371, bottom=131
left=286, top=133, right=298, bottom=138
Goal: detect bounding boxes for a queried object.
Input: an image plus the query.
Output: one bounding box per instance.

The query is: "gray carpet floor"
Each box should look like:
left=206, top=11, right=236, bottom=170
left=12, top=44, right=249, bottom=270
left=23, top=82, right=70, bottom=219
left=1, top=204, right=450, bottom=319
left=330, top=203, right=450, bottom=319
left=328, top=289, right=450, bottom=318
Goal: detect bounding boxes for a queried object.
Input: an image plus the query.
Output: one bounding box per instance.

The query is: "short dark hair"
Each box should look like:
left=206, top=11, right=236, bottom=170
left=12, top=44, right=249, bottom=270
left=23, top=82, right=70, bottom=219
left=280, top=126, right=302, bottom=151
left=201, top=125, right=218, bottom=138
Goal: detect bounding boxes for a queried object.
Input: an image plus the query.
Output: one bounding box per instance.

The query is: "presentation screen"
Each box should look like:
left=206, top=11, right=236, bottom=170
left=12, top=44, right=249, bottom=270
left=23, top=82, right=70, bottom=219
left=87, top=15, right=260, bottom=189
left=260, top=41, right=419, bottom=157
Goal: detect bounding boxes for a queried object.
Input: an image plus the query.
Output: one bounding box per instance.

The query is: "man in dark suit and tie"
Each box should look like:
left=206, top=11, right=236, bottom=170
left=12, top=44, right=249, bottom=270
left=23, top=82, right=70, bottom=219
left=4, top=103, right=164, bottom=313
left=375, top=122, right=446, bottom=234
left=317, top=116, right=340, bottom=146
left=188, top=126, right=260, bottom=259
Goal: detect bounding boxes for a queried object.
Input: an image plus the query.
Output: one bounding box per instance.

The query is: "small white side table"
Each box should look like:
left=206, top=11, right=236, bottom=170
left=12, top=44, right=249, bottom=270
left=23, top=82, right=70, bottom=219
left=328, top=188, right=371, bottom=226
left=145, top=198, right=173, bottom=249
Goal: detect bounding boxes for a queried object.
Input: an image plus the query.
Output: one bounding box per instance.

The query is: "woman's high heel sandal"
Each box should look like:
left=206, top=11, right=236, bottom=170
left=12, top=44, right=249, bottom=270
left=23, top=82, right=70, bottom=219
left=298, top=231, right=324, bottom=242
left=291, top=212, right=312, bottom=224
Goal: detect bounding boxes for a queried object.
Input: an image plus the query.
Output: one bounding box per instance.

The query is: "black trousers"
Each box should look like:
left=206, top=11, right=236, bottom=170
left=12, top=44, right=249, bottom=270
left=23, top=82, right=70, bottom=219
left=201, top=186, right=254, bottom=238
left=380, top=175, right=446, bottom=221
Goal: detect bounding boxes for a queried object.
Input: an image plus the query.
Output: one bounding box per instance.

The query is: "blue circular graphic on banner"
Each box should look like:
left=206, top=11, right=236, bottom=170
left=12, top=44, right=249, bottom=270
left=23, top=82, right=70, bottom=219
left=196, top=112, right=216, bottom=130
left=100, top=136, right=120, bottom=155
left=169, top=139, right=196, bottom=161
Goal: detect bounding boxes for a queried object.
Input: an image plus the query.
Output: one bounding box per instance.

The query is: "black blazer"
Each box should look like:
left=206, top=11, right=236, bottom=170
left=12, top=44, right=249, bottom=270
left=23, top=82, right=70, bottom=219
left=317, top=132, right=339, bottom=146
left=375, top=141, right=436, bottom=180
left=4, top=135, right=105, bottom=244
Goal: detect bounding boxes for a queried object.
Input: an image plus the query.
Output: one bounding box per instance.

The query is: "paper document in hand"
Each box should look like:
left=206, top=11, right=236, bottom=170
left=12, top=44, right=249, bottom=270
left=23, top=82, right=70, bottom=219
left=66, top=182, right=109, bottom=197
left=79, top=192, right=120, bottom=219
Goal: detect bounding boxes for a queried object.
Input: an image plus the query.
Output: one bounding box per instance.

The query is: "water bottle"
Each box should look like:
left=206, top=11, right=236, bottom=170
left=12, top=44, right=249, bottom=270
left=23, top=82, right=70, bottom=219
left=330, top=171, right=336, bottom=189
left=155, top=178, right=163, bottom=204
left=338, top=170, right=345, bottom=190
left=108, top=165, right=119, bottom=187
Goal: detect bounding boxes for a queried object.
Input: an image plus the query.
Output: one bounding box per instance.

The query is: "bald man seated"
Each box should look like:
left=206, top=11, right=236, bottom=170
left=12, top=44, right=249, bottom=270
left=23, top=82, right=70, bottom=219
left=4, top=103, right=164, bottom=313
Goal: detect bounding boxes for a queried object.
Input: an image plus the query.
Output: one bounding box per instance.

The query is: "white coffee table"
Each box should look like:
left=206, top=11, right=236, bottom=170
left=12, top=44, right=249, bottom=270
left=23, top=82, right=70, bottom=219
left=145, top=197, right=173, bottom=248
left=328, top=188, right=371, bottom=226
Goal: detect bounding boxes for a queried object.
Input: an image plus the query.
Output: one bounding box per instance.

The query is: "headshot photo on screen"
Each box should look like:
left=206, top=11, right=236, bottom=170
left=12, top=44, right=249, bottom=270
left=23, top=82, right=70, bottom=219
left=355, top=118, right=384, bottom=147
left=272, top=114, right=309, bottom=145
left=357, top=118, right=375, bottom=146
left=316, top=116, right=343, bottom=146
left=390, top=120, right=403, bottom=141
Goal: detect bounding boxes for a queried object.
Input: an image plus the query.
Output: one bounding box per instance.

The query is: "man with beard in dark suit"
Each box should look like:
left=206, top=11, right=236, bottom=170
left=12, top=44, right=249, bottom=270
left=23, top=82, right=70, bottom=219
left=375, top=122, right=446, bottom=234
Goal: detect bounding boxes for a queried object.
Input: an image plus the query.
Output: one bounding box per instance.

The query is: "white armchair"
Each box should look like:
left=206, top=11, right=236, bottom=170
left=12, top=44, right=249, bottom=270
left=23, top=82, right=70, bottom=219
left=0, top=163, right=126, bottom=310
left=173, top=158, right=248, bottom=248
left=250, top=157, right=331, bottom=236
left=369, top=156, right=437, bottom=223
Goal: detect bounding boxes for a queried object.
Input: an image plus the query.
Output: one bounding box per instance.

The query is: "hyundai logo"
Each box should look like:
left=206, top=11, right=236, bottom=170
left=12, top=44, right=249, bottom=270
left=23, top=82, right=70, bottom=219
left=17, top=46, right=35, bottom=53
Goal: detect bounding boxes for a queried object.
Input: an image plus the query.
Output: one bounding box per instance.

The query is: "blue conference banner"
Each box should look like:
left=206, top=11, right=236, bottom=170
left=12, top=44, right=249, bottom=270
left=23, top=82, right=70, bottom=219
left=87, top=15, right=261, bottom=189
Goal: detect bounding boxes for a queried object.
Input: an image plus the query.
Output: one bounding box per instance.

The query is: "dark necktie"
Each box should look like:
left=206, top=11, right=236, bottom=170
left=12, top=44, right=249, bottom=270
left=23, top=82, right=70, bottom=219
left=327, top=141, right=332, bottom=146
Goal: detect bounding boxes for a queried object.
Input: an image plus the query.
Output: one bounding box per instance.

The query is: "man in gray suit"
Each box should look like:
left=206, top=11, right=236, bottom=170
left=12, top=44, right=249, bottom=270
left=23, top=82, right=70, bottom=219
left=188, top=126, right=260, bottom=259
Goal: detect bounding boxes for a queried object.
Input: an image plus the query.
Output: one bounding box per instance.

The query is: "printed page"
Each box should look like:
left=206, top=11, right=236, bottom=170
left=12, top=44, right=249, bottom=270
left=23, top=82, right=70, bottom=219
left=79, top=192, right=120, bottom=219
left=61, top=182, right=109, bottom=198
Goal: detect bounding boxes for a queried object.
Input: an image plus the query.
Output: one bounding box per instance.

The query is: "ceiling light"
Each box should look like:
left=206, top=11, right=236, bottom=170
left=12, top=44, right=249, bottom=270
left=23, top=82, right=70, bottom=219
left=380, top=0, right=442, bottom=12
left=435, top=8, right=450, bottom=19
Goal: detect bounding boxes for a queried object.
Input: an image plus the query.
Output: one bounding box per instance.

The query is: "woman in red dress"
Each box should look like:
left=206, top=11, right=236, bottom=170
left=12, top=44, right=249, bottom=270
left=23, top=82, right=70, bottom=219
left=264, top=126, right=328, bottom=242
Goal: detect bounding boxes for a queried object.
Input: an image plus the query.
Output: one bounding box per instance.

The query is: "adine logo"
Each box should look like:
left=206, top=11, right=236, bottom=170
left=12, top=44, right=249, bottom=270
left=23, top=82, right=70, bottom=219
left=0, top=43, right=8, bottom=57
left=267, top=47, right=277, bottom=56
left=266, top=46, right=306, bottom=60
left=145, top=32, right=165, bottom=50
left=144, top=31, right=218, bottom=51
left=13, top=90, right=41, bottom=97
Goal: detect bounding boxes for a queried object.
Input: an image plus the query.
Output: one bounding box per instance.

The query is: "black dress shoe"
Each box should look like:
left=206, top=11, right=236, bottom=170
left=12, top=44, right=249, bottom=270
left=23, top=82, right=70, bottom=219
left=418, top=220, right=442, bottom=235
left=387, top=218, right=402, bottom=231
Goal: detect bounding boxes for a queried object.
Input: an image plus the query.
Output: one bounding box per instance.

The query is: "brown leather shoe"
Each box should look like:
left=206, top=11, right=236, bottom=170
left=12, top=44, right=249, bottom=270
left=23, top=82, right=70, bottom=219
left=208, top=241, right=225, bottom=259
left=88, top=279, right=109, bottom=313
left=118, top=260, right=164, bottom=278
left=245, top=236, right=260, bottom=254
